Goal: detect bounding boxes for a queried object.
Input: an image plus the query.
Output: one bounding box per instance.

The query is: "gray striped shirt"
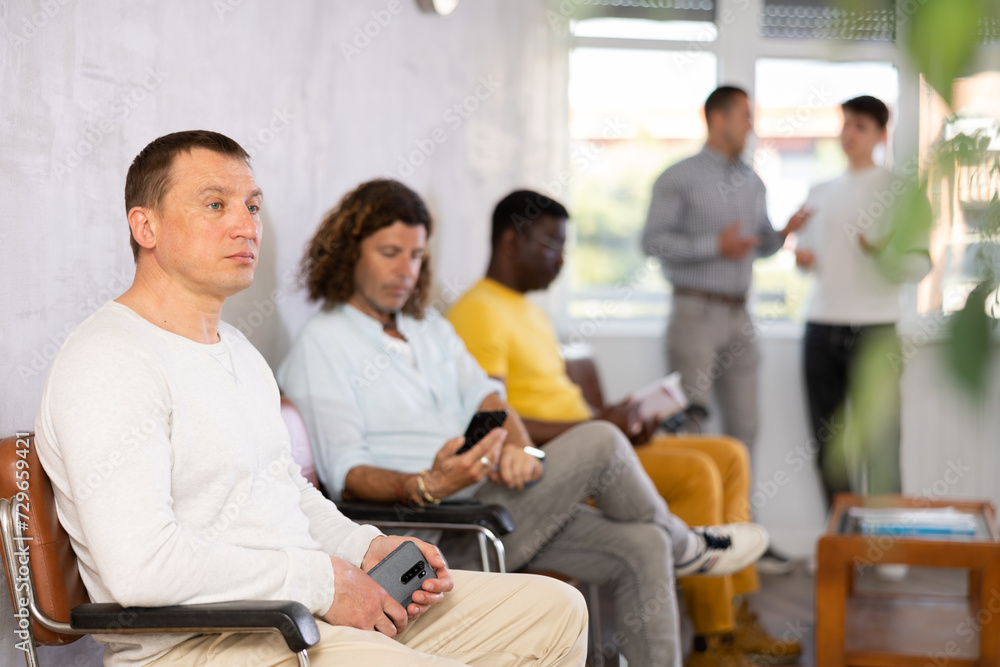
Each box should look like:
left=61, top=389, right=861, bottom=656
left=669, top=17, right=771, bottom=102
left=641, top=146, right=783, bottom=297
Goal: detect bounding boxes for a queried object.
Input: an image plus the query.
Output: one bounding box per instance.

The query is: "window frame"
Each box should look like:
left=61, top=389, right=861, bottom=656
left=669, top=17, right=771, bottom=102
left=559, top=0, right=923, bottom=335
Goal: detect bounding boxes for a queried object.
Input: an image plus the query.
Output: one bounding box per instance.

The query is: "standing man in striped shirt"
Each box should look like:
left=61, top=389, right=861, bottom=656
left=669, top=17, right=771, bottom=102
left=641, top=86, right=809, bottom=453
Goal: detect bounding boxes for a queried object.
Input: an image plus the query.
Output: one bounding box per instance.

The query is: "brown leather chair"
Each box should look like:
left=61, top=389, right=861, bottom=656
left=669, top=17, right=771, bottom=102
left=279, top=397, right=514, bottom=573
left=0, top=433, right=319, bottom=667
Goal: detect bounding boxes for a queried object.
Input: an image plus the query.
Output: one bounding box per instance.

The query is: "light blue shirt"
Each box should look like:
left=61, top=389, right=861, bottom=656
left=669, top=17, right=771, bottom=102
left=277, top=304, right=505, bottom=498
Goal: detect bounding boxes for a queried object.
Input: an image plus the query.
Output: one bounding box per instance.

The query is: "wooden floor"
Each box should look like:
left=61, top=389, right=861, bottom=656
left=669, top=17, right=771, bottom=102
left=741, top=565, right=818, bottom=666
left=588, top=562, right=971, bottom=666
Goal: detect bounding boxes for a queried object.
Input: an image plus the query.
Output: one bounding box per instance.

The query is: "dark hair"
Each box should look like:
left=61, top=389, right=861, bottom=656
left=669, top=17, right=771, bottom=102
left=841, top=95, right=889, bottom=129
left=124, top=130, right=250, bottom=261
left=490, top=190, right=569, bottom=249
left=704, top=86, right=749, bottom=123
left=301, top=178, right=433, bottom=318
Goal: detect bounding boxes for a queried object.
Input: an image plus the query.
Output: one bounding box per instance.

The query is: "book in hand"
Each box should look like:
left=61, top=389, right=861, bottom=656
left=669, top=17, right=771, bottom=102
left=848, top=506, right=978, bottom=537
left=631, top=372, right=690, bottom=423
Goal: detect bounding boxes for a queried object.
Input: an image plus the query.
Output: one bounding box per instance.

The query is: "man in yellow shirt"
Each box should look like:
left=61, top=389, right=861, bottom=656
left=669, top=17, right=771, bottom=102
left=448, top=190, right=801, bottom=666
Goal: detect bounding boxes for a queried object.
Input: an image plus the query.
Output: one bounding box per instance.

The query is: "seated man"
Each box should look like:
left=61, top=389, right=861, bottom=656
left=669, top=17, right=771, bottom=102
left=278, top=177, right=769, bottom=667
left=446, top=190, right=802, bottom=666
left=35, top=131, right=589, bottom=667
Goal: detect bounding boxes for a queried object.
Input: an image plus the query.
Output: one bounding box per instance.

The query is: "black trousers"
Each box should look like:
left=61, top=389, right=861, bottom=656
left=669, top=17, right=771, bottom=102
left=803, top=322, right=901, bottom=508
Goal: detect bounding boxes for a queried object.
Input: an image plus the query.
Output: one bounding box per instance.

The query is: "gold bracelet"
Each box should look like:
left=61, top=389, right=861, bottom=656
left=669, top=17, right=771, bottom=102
left=416, top=470, right=441, bottom=505
left=400, top=475, right=424, bottom=507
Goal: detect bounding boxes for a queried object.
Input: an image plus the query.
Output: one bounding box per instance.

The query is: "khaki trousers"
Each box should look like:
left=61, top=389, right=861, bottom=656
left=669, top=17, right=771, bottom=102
left=667, top=293, right=760, bottom=451
left=637, top=436, right=759, bottom=635
left=148, top=570, right=587, bottom=666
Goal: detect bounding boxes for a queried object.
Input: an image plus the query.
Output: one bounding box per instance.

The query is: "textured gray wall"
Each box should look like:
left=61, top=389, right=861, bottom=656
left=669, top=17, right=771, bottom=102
left=0, top=1, right=567, bottom=663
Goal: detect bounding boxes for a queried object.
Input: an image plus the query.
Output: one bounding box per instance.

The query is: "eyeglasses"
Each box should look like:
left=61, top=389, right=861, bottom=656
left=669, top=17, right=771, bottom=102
left=524, top=230, right=565, bottom=256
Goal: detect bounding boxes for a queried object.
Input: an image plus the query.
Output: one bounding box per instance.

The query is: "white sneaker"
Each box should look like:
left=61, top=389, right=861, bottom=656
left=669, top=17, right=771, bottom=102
left=675, top=524, right=770, bottom=578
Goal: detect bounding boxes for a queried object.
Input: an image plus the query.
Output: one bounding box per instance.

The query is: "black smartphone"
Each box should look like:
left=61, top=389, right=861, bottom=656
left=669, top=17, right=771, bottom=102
left=456, top=409, right=508, bottom=455
left=366, top=541, right=429, bottom=608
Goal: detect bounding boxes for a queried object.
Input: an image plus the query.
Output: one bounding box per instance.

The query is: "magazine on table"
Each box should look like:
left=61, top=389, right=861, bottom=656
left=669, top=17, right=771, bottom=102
left=847, top=506, right=978, bottom=536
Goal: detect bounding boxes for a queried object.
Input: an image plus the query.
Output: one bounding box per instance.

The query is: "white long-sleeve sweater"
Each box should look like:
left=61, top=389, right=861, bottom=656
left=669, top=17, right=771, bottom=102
left=35, top=301, right=381, bottom=666
left=797, top=166, right=931, bottom=325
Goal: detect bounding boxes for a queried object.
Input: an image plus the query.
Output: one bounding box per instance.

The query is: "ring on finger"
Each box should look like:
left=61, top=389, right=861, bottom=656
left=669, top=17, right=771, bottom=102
left=480, top=456, right=492, bottom=467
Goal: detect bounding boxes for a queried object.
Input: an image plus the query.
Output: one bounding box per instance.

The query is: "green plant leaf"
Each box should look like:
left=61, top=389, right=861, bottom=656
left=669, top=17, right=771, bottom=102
left=904, top=0, right=982, bottom=106
left=947, top=284, right=996, bottom=392
left=876, top=179, right=933, bottom=282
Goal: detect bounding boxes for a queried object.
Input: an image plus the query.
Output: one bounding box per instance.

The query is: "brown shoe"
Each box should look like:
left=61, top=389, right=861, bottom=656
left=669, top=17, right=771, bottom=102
left=733, top=600, right=802, bottom=664
left=685, top=634, right=754, bottom=667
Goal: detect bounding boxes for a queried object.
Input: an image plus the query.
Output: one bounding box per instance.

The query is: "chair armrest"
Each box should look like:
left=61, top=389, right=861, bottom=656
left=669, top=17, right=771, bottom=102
left=70, top=600, right=319, bottom=653
left=336, top=499, right=515, bottom=536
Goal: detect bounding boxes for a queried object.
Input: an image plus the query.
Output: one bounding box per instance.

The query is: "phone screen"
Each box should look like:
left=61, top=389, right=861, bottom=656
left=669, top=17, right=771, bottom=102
left=456, top=410, right=508, bottom=455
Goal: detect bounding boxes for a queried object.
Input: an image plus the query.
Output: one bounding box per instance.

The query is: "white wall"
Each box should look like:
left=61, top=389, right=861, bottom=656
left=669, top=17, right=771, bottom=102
left=0, top=1, right=567, bottom=663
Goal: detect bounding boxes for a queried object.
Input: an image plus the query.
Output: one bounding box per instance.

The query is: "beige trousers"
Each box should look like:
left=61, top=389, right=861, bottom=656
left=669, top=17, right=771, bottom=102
left=148, top=570, right=588, bottom=666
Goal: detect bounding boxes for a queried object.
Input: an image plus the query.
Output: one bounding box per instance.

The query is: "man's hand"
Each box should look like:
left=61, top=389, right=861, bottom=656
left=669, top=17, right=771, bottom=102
left=782, top=205, right=812, bottom=237
left=423, top=428, right=506, bottom=499
left=360, top=536, right=454, bottom=621
left=718, top=221, right=761, bottom=259
left=321, top=555, right=408, bottom=638
left=795, top=249, right=815, bottom=269
left=599, top=398, right=657, bottom=446
left=492, top=445, right=543, bottom=490
left=858, top=232, right=884, bottom=257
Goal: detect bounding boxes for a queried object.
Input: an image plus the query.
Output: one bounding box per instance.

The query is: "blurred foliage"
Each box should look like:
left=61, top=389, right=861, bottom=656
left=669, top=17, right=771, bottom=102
left=888, top=0, right=1000, bottom=393
left=569, top=134, right=687, bottom=290
left=904, top=0, right=985, bottom=106
left=948, top=282, right=996, bottom=390
left=877, top=180, right=934, bottom=282
left=929, top=124, right=1000, bottom=392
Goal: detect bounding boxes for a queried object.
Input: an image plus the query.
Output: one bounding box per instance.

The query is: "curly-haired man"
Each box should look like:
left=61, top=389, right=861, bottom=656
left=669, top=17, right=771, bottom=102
left=278, top=178, right=770, bottom=667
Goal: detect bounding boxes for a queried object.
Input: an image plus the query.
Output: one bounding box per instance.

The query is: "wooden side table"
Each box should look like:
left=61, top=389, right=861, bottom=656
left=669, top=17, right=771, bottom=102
left=816, top=494, right=1000, bottom=667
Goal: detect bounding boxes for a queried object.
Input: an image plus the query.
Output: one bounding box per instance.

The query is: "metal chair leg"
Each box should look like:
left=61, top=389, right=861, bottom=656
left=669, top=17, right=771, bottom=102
left=477, top=532, right=491, bottom=572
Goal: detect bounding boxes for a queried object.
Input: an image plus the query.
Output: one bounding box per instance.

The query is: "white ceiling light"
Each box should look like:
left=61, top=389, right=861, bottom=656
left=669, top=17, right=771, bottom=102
left=416, top=0, right=460, bottom=16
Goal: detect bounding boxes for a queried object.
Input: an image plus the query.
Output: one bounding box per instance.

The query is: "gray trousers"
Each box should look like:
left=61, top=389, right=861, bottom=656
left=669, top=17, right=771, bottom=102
left=667, top=293, right=760, bottom=450
left=442, top=421, right=690, bottom=667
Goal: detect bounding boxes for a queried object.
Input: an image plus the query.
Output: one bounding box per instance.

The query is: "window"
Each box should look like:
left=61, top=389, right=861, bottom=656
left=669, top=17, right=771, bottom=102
left=572, top=18, right=717, bottom=42
left=919, top=72, right=1000, bottom=317
left=565, top=46, right=717, bottom=321
left=760, top=0, right=895, bottom=42
left=560, top=4, right=927, bottom=329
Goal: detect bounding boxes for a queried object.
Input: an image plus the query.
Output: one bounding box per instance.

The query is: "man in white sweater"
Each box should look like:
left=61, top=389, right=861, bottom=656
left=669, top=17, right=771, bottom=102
left=34, top=130, right=587, bottom=666
left=794, top=96, right=932, bottom=507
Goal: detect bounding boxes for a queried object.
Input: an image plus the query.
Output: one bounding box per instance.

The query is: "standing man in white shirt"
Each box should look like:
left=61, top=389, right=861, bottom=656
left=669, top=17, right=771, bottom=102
left=34, top=130, right=589, bottom=666
left=794, top=96, right=932, bottom=507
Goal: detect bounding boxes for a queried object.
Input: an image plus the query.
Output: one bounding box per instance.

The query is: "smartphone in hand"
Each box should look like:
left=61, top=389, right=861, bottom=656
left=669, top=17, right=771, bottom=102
left=366, top=541, right=429, bottom=608
left=456, top=410, right=508, bottom=455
